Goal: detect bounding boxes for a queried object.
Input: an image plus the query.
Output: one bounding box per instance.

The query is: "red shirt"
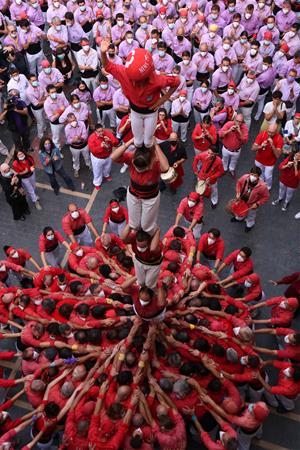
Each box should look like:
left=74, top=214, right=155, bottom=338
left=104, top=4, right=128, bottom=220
left=88, top=130, right=119, bottom=159
left=68, top=246, right=96, bottom=272
left=192, top=151, right=224, bottom=184
left=271, top=361, right=300, bottom=398
left=276, top=272, right=300, bottom=301
left=155, top=118, right=172, bottom=140
left=6, top=248, right=31, bottom=267
left=39, top=231, right=65, bottom=252
left=197, top=233, right=224, bottom=260
left=236, top=174, right=270, bottom=207
left=12, top=155, right=35, bottom=178
left=105, top=60, right=180, bottom=109
left=103, top=205, right=128, bottom=224
left=223, top=250, right=253, bottom=281
left=192, top=123, right=217, bottom=152
left=118, top=114, right=133, bottom=142
left=219, top=121, right=248, bottom=151
left=177, top=197, right=204, bottom=223
left=95, top=234, right=125, bottom=253
left=279, top=156, right=300, bottom=189
left=254, top=131, right=283, bottom=166
left=133, top=294, right=164, bottom=319
left=0, top=260, right=22, bottom=282
left=129, top=232, right=162, bottom=265
left=62, top=208, right=92, bottom=236
left=266, top=296, right=295, bottom=327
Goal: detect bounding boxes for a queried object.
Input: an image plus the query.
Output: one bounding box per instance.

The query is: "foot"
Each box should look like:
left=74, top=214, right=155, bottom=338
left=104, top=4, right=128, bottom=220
left=95, top=185, right=102, bottom=191
left=295, top=212, right=300, bottom=219
left=276, top=404, right=290, bottom=414
left=54, top=189, right=60, bottom=195
left=229, top=170, right=236, bottom=178
left=74, top=170, right=79, bottom=178
left=281, top=203, right=288, bottom=211
left=20, top=216, right=26, bottom=221
left=103, top=175, right=112, bottom=182
left=24, top=209, right=31, bottom=215
left=245, top=225, right=253, bottom=233
left=120, top=164, right=128, bottom=174
left=272, top=199, right=281, bottom=206
left=254, top=115, right=260, bottom=121
left=86, top=164, right=91, bottom=169
left=182, top=139, right=187, bottom=143
left=231, top=217, right=241, bottom=222
left=34, top=200, right=42, bottom=210
left=211, top=202, right=217, bottom=209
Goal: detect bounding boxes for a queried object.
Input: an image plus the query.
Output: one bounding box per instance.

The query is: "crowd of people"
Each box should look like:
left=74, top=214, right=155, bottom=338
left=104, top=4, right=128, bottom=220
left=0, top=0, right=299, bottom=448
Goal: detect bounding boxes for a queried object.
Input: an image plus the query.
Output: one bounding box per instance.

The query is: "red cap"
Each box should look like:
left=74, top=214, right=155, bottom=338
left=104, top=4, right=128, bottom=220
left=6, top=246, right=14, bottom=255
left=41, top=60, right=50, bottom=68
left=179, top=89, right=187, bottom=96
left=159, top=6, right=167, bottom=13
left=287, top=297, right=298, bottom=309
left=106, top=309, right=117, bottom=318
left=253, top=402, right=269, bottom=422
left=228, top=80, right=236, bottom=89
left=280, top=42, right=289, bottom=52
left=189, top=192, right=200, bottom=202
left=197, top=14, right=205, bottom=21
left=179, top=8, right=188, bottom=16
left=70, top=242, right=80, bottom=251
left=110, top=201, right=119, bottom=208
left=294, top=112, right=300, bottom=118
left=20, top=11, right=27, bottom=19
left=191, top=2, right=198, bottom=10
left=125, top=48, right=154, bottom=81
left=96, top=9, right=103, bottom=16
left=164, top=250, right=180, bottom=262
left=263, top=31, right=272, bottom=40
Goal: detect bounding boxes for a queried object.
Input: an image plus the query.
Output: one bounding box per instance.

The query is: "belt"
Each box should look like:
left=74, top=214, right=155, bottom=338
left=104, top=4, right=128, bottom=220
left=223, top=145, right=241, bottom=153
left=73, top=224, right=86, bottom=236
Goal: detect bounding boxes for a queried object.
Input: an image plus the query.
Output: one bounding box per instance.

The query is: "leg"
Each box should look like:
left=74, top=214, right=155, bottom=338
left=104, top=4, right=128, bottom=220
left=264, top=165, right=274, bottom=190
left=55, top=167, right=75, bottom=190
left=254, top=160, right=265, bottom=181
left=130, top=109, right=144, bottom=147
left=171, top=120, right=180, bottom=135
left=69, top=147, right=81, bottom=172
left=133, top=257, right=146, bottom=286
left=80, top=145, right=91, bottom=168
left=117, top=221, right=126, bottom=236
left=210, top=182, right=218, bottom=206
left=108, top=220, right=119, bottom=235
left=192, top=223, right=202, bottom=240
left=245, top=209, right=257, bottom=229
left=102, top=157, right=112, bottom=178
left=143, top=110, right=158, bottom=147
left=193, top=109, right=201, bottom=124
left=47, top=172, right=60, bottom=194
left=278, top=181, right=287, bottom=201
left=126, top=189, right=142, bottom=230
left=21, top=175, right=38, bottom=203
left=140, top=193, right=161, bottom=235
left=222, top=146, right=230, bottom=171
left=0, top=139, right=8, bottom=156
left=45, top=246, right=64, bottom=267
left=107, top=108, right=116, bottom=128
left=50, top=123, right=61, bottom=149
left=180, top=121, right=189, bottom=142
left=32, top=108, right=47, bottom=139
left=77, top=227, right=93, bottom=246
left=254, top=93, right=267, bottom=120
left=144, top=263, right=162, bottom=289
left=229, top=150, right=241, bottom=172
left=285, top=186, right=296, bottom=205
left=91, top=154, right=105, bottom=187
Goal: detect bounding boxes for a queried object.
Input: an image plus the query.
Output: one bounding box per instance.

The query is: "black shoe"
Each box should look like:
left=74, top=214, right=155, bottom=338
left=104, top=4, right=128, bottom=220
left=276, top=405, right=290, bottom=414
left=245, top=225, right=253, bottom=233
left=211, top=202, right=217, bottom=209
left=231, top=217, right=240, bottom=222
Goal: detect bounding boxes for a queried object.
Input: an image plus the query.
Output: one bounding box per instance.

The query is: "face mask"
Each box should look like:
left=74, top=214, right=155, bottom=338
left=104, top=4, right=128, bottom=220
left=200, top=51, right=207, bottom=57
left=58, top=54, right=64, bottom=60
left=240, top=38, right=247, bottom=44
left=279, top=301, right=287, bottom=309
left=83, top=45, right=90, bottom=52
left=248, top=404, right=254, bottom=413
left=71, top=211, right=79, bottom=219
left=47, top=234, right=54, bottom=240
left=197, top=22, right=204, bottom=28
left=188, top=200, right=196, bottom=208
left=283, top=368, right=292, bottom=377
left=127, top=38, right=133, bottom=44
left=100, top=84, right=108, bottom=90
left=258, top=2, right=264, bottom=8
left=53, top=1, right=60, bottom=6
left=137, top=246, right=147, bottom=252
left=168, top=23, right=175, bottom=30
left=76, top=249, right=84, bottom=257
left=233, top=327, right=240, bottom=336
left=284, top=335, right=291, bottom=344
left=222, top=66, right=229, bottom=72
left=287, top=75, right=295, bottom=82
left=12, top=251, right=19, bottom=259
left=183, top=59, right=189, bottom=65
left=237, top=254, right=245, bottom=262
left=70, top=120, right=77, bottom=128
left=117, top=20, right=124, bottom=26
left=163, top=0, right=168, bottom=4
left=209, top=32, right=216, bottom=38
left=55, top=25, right=62, bottom=31
left=207, top=237, right=215, bottom=245
left=223, top=43, right=230, bottom=50
left=139, top=298, right=149, bottom=306
left=264, top=40, right=270, bottom=46
left=141, top=1, right=147, bottom=6
left=141, top=23, right=148, bottom=29
left=11, top=32, right=17, bottom=38
left=201, top=86, right=208, bottom=93
left=246, top=77, right=254, bottom=84
left=228, top=88, right=235, bottom=95
left=262, top=64, right=268, bottom=71
left=179, top=96, right=186, bottom=102
left=50, top=92, right=57, bottom=99
left=277, top=50, right=284, bottom=57
left=245, top=13, right=251, bottom=19
left=240, top=356, right=248, bottom=365
left=177, top=35, right=184, bottom=41
left=44, top=68, right=52, bottom=75
left=160, top=14, right=165, bottom=19
left=151, top=38, right=158, bottom=45
left=267, top=23, right=274, bottom=29
left=1, top=412, right=9, bottom=421
left=181, top=18, right=187, bottom=23
left=18, top=155, right=25, bottom=161
left=244, top=280, right=252, bottom=288
left=97, top=1, right=103, bottom=6
left=249, top=174, right=257, bottom=183
left=158, top=50, right=165, bottom=57
left=211, top=13, right=218, bottom=19
left=13, top=76, right=20, bottom=81
left=32, top=351, right=39, bottom=360
left=283, top=8, right=289, bottom=14
left=59, top=284, right=67, bottom=290
left=15, top=0, right=22, bottom=4
left=31, top=80, right=39, bottom=87
left=79, top=5, right=86, bottom=11
left=111, top=206, right=120, bottom=213
left=250, top=48, right=257, bottom=56
left=289, top=31, right=296, bottom=38
left=229, top=6, right=235, bottom=12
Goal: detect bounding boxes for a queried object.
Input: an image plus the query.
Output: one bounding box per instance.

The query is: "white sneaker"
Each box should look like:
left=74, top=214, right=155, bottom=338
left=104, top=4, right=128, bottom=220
left=281, top=203, right=288, bottom=211
left=272, top=199, right=280, bottom=206
left=295, top=211, right=300, bottom=219
left=35, top=200, right=42, bottom=210
left=120, top=164, right=128, bottom=174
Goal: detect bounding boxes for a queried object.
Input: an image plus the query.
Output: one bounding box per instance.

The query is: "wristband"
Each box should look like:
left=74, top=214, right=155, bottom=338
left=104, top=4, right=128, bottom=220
left=189, top=324, right=196, bottom=330
left=191, top=414, right=197, bottom=422
left=138, top=360, right=145, bottom=368
left=118, top=352, right=125, bottom=361
left=71, top=344, right=78, bottom=351
left=98, top=393, right=104, bottom=400
left=212, top=268, right=217, bottom=273
left=106, top=298, right=113, bottom=304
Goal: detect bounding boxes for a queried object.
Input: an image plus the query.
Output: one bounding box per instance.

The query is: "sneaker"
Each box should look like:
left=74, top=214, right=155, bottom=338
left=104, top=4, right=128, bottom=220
left=254, top=115, right=260, bottom=121
left=231, top=217, right=241, bottom=222
left=86, top=164, right=91, bottom=169
left=211, top=202, right=217, bottom=209
left=120, top=164, right=128, bottom=174
left=104, top=175, right=112, bottom=182
left=229, top=170, right=236, bottom=178
left=295, top=211, right=300, bottom=219
left=95, top=185, right=102, bottom=191
left=272, top=199, right=280, bottom=206
left=281, top=203, right=288, bottom=211
left=34, top=200, right=42, bottom=210
left=74, top=170, right=79, bottom=178
left=245, top=225, right=253, bottom=233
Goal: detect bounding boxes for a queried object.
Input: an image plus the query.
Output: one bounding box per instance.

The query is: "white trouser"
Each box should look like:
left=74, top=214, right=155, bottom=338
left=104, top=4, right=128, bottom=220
left=91, top=154, right=112, bottom=186
left=239, top=106, right=254, bottom=130
left=32, top=107, right=47, bottom=139
left=127, top=188, right=160, bottom=234
left=50, top=123, right=65, bottom=150
left=0, top=139, right=8, bottom=155
left=255, top=160, right=274, bottom=190
left=210, top=182, right=218, bottom=205
left=97, top=108, right=116, bottom=128
left=44, top=245, right=64, bottom=267
left=238, top=425, right=262, bottom=450
left=278, top=181, right=296, bottom=205
left=222, top=146, right=241, bottom=171
left=255, top=92, right=268, bottom=120
left=235, top=208, right=257, bottom=228
left=133, top=257, right=161, bottom=289
left=171, top=120, right=189, bottom=142
left=130, top=109, right=158, bottom=148
left=232, top=64, right=243, bottom=83
left=26, top=50, right=44, bottom=75
left=21, top=173, right=38, bottom=203
left=75, top=226, right=93, bottom=246
left=133, top=304, right=166, bottom=322
left=184, top=218, right=202, bottom=239
left=186, top=85, right=194, bottom=103
left=69, top=145, right=91, bottom=172
left=108, top=219, right=126, bottom=236
left=81, top=76, right=98, bottom=93
left=286, top=104, right=296, bottom=121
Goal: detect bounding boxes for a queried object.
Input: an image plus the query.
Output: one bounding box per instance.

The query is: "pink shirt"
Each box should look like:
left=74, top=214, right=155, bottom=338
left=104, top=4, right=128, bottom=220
left=59, top=103, right=89, bottom=123
left=65, top=121, right=88, bottom=144
left=192, top=51, right=214, bottom=73
left=38, top=68, right=64, bottom=90
left=44, top=93, right=69, bottom=122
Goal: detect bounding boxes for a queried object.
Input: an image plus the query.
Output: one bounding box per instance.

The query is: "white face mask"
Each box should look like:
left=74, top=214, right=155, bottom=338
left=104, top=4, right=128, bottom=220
left=111, top=207, right=119, bottom=213
left=209, top=32, right=216, bottom=38
left=201, top=87, right=208, bottom=93
left=197, top=22, right=204, bottom=28
left=179, top=96, right=186, bottom=102
left=127, top=38, right=133, bottom=44
left=181, top=18, right=187, bottom=23
left=219, top=431, right=225, bottom=442
left=248, top=403, right=255, bottom=413
left=32, top=351, right=39, bottom=360
left=188, top=200, right=196, bottom=208
left=182, top=59, right=189, bottom=65
left=55, top=25, right=61, bottom=31
left=12, top=251, right=19, bottom=259
left=249, top=175, right=257, bottom=183
left=264, top=40, right=270, bottom=46
left=245, top=13, right=251, bottom=19
left=160, top=14, right=165, bottom=19
left=47, top=234, right=54, bottom=241
left=139, top=298, right=150, bottom=306
left=0, top=265, right=6, bottom=272
left=71, top=211, right=79, bottom=219
left=98, top=290, right=105, bottom=298
left=151, top=38, right=158, bottom=45
left=262, top=64, right=268, bottom=71
left=283, top=8, right=289, bottom=14
left=279, top=301, right=287, bottom=309
left=250, top=49, right=257, bottom=56
left=117, top=20, right=124, bottom=27
left=207, top=237, right=215, bottom=245
left=283, top=368, right=292, bottom=377
left=223, top=43, right=230, bottom=50
left=277, top=50, right=284, bottom=57
left=53, top=1, right=60, bottom=6
left=59, top=284, right=67, bottom=291
left=137, top=246, right=147, bottom=252
left=200, top=51, right=207, bottom=57
left=33, top=298, right=42, bottom=305
left=83, top=45, right=90, bottom=52
left=258, top=2, right=265, bottom=8
left=267, top=23, right=274, bottom=29
left=18, top=155, right=25, bottom=161
left=76, top=249, right=83, bottom=257
left=246, top=77, right=254, bottom=84
left=222, top=65, right=229, bottom=72
left=244, top=280, right=252, bottom=288
left=3, top=171, right=12, bottom=178
left=70, top=120, right=77, bottom=128
left=237, top=254, right=245, bottom=262
left=289, top=31, right=296, bottom=38
left=240, top=356, right=248, bottom=365
left=228, top=88, right=235, bottom=95
left=50, top=92, right=57, bottom=99
left=233, top=327, right=240, bottom=336
left=284, top=335, right=291, bottom=344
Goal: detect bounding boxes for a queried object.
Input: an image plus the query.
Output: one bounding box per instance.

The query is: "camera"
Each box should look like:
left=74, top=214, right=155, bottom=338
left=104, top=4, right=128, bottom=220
left=6, top=96, right=18, bottom=110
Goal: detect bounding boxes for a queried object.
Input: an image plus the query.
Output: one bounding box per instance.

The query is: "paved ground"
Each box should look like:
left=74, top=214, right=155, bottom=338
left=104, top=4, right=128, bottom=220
left=0, top=101, right=299, bottom=449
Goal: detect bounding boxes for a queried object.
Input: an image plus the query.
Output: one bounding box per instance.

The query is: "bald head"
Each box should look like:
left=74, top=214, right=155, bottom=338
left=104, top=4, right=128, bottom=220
left=68, top=203, right=78, bottom=213
left=200, top=43, right=208, bottom=52
left=267, top=123, right=278, bottom=136
left=86, top=256, right=99, bottom=270
left=157, top=405, right=168, bottom=418
left=117, top=385, right=131, bottom=401
left=132, top=413, right=144, bottom=427
left=72, top=364, right=87, bottom=381
left=31, top=379, right=46, bottom=392
left=61, top=381, right=75, bottom=398
left=101, top=233, right=111, bottom=247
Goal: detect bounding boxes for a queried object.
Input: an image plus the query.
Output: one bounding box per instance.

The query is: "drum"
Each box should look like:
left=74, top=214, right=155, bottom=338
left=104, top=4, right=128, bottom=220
left=226, top=199, right=249, bottom=217
left=195, top=179, right=211, bottom=198
left=161, top=167, right=178, bottom=183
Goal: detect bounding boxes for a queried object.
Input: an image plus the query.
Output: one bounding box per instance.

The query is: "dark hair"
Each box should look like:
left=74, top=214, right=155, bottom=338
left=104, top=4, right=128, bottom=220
left=75, top=330, right=87, bottom=344
left=208, top=227, right=220, bottom=238
left=250, top=166, right=262, bottom=176
left=58, top=303, right=73, bottom=319
left=293, top=366, right=300, bottom=382
left=47, top=322, right=60, bottom=336
left=130, top=435, right=143, bottom=449
left=272, top=90, right=283, bottom=99
left=133, top=147, right=152, bottom=170
left=76, top=303, right=89, bottom=316
left=91, top=304, right=107, bottom=319
left=194, top=338, right=210, bottom=353
left=44, top=402, right=60, bottom=418
left=44, top=347, right=58, bottom=362
left=207, top=379, right=222, bottom=392
left=107, top=402, right=125, bottom=420
left=240, top=246, right=252, bottom=257
left=107, top=329, right=118, bottom=341
left=180, top=362, right=195, bottom=376
left=65, top=12, right=74, bottom=20
left=40, top=136, right=55, bottom=152
left=41, top=298, right=56, bottom=314
left=212, top=344, right=226, bottom=358
left=58, top=347, right=72, bottom=359
left=173, top=226, right=185, bottom=238
left=248, top=355, right=260, bottom=368
left=116, top=370, right=133, bottom=385
left=69, top=281, right=83, bottom=295
left=19, top=19, right=30, bottom=28
left=87, top=328, right=101, bottom=345
left=174, top=331, right=189, bottom=343
left=169, top=239, right=181, bottom=252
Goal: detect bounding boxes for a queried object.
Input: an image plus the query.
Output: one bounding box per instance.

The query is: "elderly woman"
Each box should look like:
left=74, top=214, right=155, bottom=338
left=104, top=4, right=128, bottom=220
left=0, top=163, right=30, bottom=221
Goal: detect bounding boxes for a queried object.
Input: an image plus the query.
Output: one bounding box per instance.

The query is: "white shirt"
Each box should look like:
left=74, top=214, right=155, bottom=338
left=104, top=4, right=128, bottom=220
left=284, top=119, right=300, bottom=142
left=77, top=48, right=98, bottom=73
left=7, top=74, right=29, bottom=104
left=263, top=101, right=286, bottom=125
